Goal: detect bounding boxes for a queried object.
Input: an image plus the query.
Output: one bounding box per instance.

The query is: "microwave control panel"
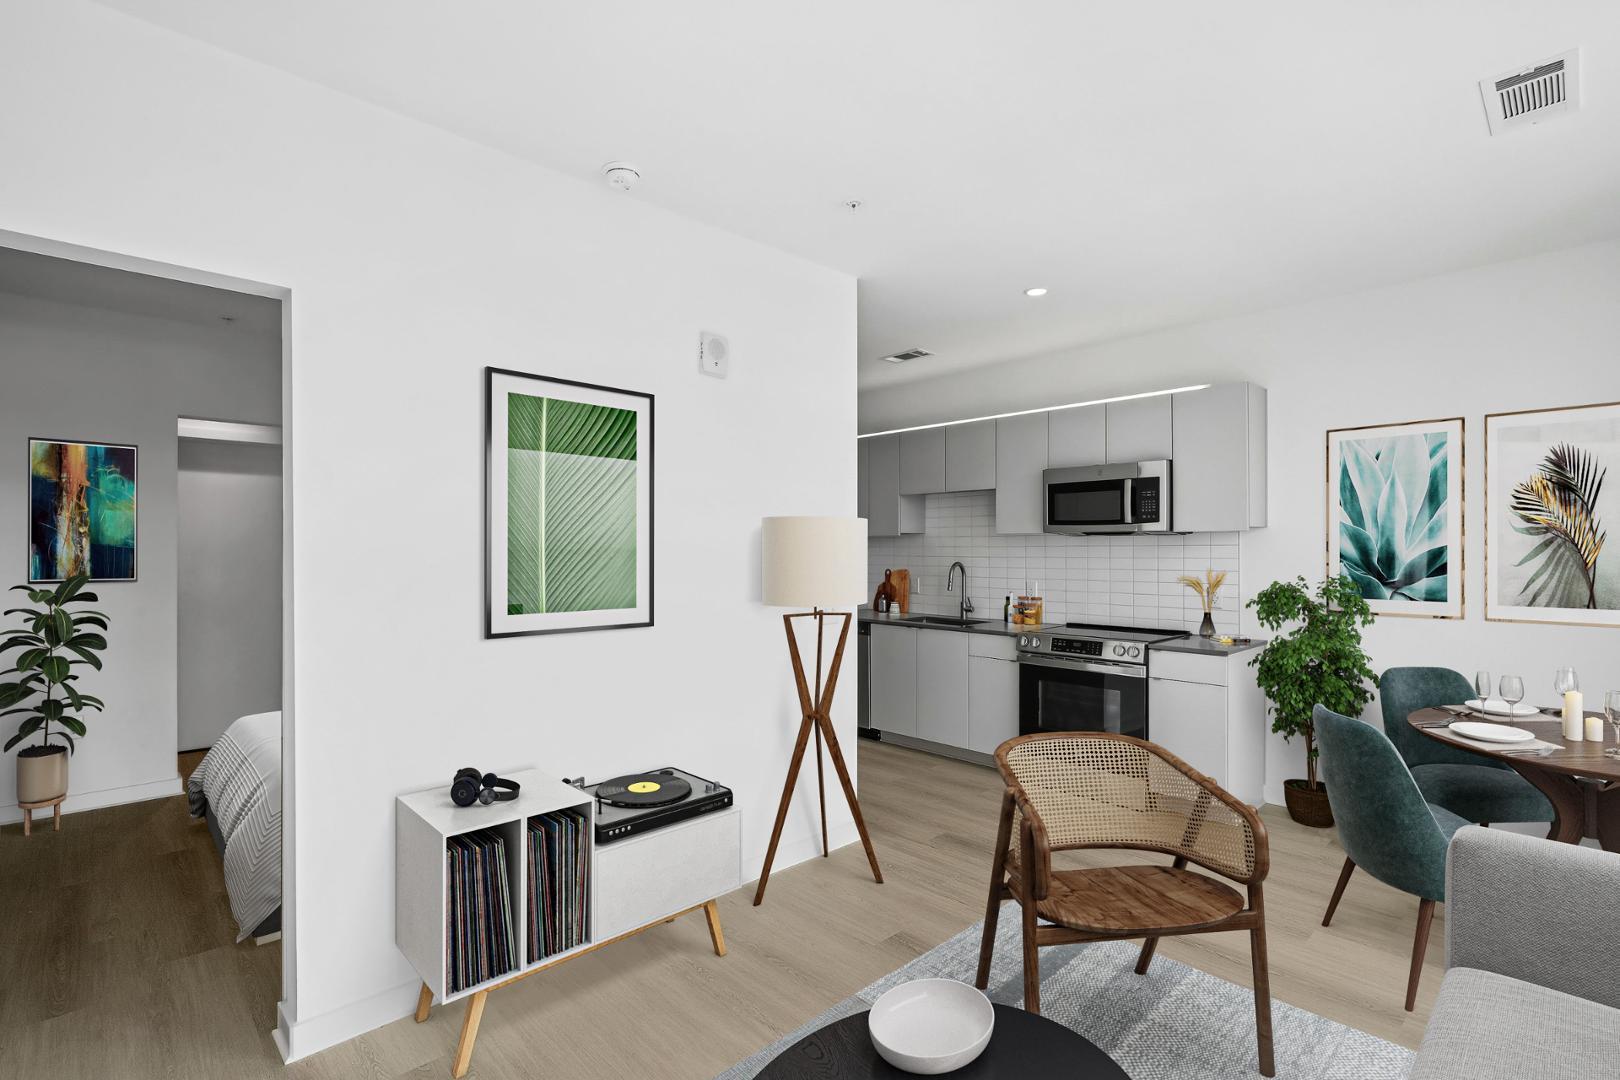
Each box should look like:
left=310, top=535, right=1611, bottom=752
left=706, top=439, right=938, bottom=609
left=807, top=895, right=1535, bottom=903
left=1133, top=479, right=1161, bottom=523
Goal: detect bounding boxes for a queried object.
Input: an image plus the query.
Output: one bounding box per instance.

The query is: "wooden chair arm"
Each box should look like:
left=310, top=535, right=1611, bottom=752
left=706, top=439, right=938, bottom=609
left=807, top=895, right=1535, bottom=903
left=1012, top=789, right=1053, bottom=900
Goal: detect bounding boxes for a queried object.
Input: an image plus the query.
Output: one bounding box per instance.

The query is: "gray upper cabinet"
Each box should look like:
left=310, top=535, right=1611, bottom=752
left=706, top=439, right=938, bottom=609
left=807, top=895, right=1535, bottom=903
left=995, top=412, right=1048, bottom=534
left=1105, top=395, right=1173, bottom=463
left=857, top=437, right=870, bottom=520
left=899, top=427, right=947, bottom=495
left=945, top=419, right=996, bottom=491
left=1047, top=404, right=1106, bottom=467
left=867, top=434, right=912, bottom=537
left=1172, top=383, right=1268, bottom=532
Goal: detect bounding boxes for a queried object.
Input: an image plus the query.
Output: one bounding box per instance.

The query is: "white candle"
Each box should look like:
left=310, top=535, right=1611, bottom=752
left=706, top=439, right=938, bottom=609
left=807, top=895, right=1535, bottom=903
left=1563, top=690, right=1585, bottom=741
left=1586, top=714, right=1605, bottom=742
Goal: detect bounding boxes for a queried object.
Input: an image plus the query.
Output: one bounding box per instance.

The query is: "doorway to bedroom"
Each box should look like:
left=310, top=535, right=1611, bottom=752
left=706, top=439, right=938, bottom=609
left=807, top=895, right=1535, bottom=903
left=0, top=238, right=291, bottom=1070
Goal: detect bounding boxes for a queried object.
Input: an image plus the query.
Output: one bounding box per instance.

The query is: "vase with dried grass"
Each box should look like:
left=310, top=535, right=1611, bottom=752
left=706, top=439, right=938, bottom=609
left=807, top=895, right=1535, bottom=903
left=1177, top=569, right=1227, bottom=638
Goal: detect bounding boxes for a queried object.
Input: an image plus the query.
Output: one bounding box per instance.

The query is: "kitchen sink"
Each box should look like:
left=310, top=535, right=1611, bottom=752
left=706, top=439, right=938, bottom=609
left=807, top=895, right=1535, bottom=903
left=898, top=615, right=992, bottom=627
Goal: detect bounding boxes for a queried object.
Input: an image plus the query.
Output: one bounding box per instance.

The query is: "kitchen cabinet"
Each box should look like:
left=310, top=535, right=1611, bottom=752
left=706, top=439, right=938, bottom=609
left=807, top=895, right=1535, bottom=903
left=857, top=437, right=869, bottom=519
left=900, top=427, right=947, bottom=495
left=916, top=630, right=968, bottom=747
left=1047, top=404, right=1106, bottom=468
left=945, top=419, right=996, bottom=492
left=1105, top=395, right=1173, bottom=463
left=869, top=623, right=918, bottom=736
left=866, top=434, right=923, bottom=538
left=966, top=638, right=1020, bottom=755
left=1172, top=383, right=1268, bottom=532
left=995, top=412, right=1048, bottom=534
left=1147, top=648, right=1266, bottom=806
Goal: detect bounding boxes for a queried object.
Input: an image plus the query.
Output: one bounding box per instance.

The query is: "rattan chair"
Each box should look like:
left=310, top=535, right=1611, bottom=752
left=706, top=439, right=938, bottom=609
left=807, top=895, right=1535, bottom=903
left=974, top=732, right=1274, bottom=1077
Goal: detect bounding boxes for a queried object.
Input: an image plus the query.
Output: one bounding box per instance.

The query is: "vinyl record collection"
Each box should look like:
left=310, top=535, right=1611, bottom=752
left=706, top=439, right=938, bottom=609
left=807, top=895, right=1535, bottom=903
left=444, top=829, right=519, bottom=993
left=528, top=809, right=590, bottom=960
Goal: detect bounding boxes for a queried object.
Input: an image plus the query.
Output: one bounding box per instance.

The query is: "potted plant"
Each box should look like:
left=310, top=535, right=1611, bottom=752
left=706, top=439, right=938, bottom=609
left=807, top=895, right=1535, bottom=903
left=1247, top=575, right=1376, bottom=827
left=1, top=573, right=110, bottom=806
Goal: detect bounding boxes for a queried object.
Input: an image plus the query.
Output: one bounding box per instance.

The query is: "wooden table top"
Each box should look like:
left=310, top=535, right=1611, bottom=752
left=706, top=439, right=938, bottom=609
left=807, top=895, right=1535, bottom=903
left=1407, top=707, right=1620, bottom=781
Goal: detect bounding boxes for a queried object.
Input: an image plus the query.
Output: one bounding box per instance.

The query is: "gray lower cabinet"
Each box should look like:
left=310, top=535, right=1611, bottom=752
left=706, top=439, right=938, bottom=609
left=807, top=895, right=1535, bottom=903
left=868, top=623, right=918, bottom=736
left=995, top=412, right=1049, bottom=534
left=1147, top=649, right=1266, bottom=806
left=966, top=654, right=1019, bottom=754
left=1147, top=677, right=1228, bottom=783
left=916, top=630, right=968, bottom=746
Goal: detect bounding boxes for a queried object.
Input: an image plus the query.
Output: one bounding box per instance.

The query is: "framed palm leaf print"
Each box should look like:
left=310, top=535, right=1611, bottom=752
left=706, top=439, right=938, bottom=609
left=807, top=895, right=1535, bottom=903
left=485, top=368, right=653, bottom=637
left=1486, top=402, right=1620, bottom=627
left=1326, top=418, right=1463, bottom=618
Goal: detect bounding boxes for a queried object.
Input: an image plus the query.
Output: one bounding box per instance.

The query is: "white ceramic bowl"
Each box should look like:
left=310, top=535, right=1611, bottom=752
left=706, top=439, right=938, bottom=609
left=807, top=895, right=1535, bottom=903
left=867, top=978, right=995, bottom=1075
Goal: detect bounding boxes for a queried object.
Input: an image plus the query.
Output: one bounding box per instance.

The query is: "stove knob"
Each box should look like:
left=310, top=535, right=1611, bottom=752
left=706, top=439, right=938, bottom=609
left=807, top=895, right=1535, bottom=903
left=1113, top=645, right=1126, bottom=657
left=1128, top=645, right=1141, bottom=658
left=1018, top=636, right=1028, bottom=647
left=1031, top=637, right=1042, bottom=649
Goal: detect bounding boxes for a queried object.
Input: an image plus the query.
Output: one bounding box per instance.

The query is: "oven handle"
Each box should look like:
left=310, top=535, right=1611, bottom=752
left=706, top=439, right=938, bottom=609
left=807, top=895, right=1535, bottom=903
left=1017, top=654, right=1147, bottom=679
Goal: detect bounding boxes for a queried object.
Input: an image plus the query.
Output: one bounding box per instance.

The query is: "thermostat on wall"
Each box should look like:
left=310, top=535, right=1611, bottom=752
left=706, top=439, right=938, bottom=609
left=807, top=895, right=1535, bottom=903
left=698, top=331, right=729, bottom=379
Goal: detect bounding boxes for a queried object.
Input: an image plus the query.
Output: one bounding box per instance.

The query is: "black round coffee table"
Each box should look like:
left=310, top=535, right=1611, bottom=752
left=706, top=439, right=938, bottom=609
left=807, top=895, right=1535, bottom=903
left=756, top=1003, right=1128, bottom=1078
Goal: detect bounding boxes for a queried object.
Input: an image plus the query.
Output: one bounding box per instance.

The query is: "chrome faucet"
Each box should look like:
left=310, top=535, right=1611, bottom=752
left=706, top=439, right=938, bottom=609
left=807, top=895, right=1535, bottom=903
left=947, top=561, right=974, bottom=621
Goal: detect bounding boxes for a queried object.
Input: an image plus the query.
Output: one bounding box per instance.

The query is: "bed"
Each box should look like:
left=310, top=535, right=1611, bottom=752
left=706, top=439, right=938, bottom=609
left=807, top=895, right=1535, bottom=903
left=186, top=710, right=282, bottom=942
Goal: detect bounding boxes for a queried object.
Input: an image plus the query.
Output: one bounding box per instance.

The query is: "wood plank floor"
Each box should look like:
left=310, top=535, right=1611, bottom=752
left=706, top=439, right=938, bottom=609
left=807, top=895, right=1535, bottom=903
left=0, top=740, right=1443, bottom=1079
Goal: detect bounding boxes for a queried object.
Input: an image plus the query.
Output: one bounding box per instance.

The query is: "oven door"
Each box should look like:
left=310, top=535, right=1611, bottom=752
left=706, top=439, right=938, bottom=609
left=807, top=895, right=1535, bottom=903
left=1018, top=655, right=1148, bottom=740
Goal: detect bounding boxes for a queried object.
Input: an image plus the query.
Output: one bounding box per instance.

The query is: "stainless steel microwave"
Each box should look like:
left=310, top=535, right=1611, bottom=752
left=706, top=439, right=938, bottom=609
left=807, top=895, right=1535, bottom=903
left=1043, top=460, right=1172, bottom=534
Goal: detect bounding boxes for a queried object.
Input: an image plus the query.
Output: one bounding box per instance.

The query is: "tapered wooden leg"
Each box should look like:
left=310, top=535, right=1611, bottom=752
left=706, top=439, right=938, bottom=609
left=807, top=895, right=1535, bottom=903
left=753, top=712, right=816, bottom=906
left=414, top=982, right=433, bottom=1023
left=1134, top=937, right=1160, bottom=975
left=21, top=808, right=30, bottom=837
left=1250, top=914, right=1275, bottom=1077
left=1020, top=895, right=1041, bottom=1015
left=813, top=721, right=828, bottom=857
left=703, top=900, right=727, bottom=957
left=815, top=712, right=883, bottom=885
left=1405, top=898, right=1436, bottom=1012
left=976, top=792, right=1015, bottom=989
left=451, top=990, right=487, bottom=1079
left=1321, top=857, right=1355, bottom=927
left=52, top=802, right=61, bottom=831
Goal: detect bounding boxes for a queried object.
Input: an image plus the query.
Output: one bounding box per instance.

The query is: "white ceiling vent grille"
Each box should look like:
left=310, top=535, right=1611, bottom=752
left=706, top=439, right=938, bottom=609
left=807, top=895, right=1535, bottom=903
left=883, top=347, right=933, bottom=364
left=1480, top=50, right=1579, bottom=135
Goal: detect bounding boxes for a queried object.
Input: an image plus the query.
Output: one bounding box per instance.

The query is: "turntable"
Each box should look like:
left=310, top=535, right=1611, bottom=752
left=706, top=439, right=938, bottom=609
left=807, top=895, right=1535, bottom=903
left=583, top=767, right=733, bottom=844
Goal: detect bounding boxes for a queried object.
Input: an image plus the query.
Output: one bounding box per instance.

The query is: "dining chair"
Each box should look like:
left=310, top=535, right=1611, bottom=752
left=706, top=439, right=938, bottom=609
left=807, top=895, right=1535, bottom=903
left=1379, top=667, right=1552, bottom=827
left=1314, top=704, right=1471, bottom=1011
left=974, top=732, right=1275, bottom=1077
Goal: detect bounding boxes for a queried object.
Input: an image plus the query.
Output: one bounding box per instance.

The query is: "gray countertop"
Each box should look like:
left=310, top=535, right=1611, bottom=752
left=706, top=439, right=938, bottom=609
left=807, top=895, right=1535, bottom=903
left=1151, top=635, right=1266, bottom=657
left=857, top=609, right=1060, bottom=639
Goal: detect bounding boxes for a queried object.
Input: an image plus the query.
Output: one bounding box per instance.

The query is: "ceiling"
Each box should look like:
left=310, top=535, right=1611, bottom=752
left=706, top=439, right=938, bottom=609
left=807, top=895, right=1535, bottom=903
left=97, top=1, right=1620, bottom=388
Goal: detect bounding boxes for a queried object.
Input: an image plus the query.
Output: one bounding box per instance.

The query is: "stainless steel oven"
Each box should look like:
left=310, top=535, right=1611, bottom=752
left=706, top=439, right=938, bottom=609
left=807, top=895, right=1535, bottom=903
left=1043, top=460, right=1171, bottom=535
left=1015, top=624, right=1187, bottom=739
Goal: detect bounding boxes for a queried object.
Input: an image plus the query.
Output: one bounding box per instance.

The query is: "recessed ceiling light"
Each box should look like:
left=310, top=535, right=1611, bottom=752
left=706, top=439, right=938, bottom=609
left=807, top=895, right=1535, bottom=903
left=1024, top=287, right=1048, bottom=297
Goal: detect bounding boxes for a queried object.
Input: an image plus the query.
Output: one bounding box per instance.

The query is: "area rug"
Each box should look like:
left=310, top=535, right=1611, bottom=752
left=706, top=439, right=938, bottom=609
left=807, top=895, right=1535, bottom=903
left=717, top=911, right=1414, bottom=1079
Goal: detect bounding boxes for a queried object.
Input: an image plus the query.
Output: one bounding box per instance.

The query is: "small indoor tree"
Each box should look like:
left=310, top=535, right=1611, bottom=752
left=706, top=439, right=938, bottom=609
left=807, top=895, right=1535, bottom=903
left=1, top=573, right=110, bottom=804
left=1247, top=575, right=1376, bottom=826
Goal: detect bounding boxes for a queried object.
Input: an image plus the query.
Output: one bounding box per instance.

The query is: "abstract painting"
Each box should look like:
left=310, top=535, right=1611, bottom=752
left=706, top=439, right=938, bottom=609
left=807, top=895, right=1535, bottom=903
left=29, top=438, right=138, bottom=583
left=1326, top=418, right=1462, bottom=618
left=485, top=368, right=653, bottom=637
left=1487, top=402, right=1620, bottom=627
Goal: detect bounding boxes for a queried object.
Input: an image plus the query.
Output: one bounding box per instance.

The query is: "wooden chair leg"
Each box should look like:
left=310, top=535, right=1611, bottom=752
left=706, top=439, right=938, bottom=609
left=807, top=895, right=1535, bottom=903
left=451, top=990, right=488, bottom=1079
left=1321, top=857, right=1356, bottom=927
left=1020, top=898, right=1040, bottom=1015
left=703, top=900, right=727, bottom=957
left=1251, top=921, right=1275, bottom=1077
left=976, top=793, right=1015, bottom=990
left=1405, top=898, right=1436, bottom=1012
left=1134, top=937, right=1159, bottom=975
left=414, top=982, right=433, bottom=1023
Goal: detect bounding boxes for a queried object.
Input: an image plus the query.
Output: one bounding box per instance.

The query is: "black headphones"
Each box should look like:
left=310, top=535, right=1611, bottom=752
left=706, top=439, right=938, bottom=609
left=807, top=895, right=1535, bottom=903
left=450, top=768, right=522, bottom=807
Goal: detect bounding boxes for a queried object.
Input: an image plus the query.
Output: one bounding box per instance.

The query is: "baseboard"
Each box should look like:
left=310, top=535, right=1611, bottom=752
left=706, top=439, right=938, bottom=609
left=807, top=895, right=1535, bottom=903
left=275, top=980, right=422, bottom=1062
left=744, top=818, right=860, bottom=888
left=0, top=775, right=182, bottom=825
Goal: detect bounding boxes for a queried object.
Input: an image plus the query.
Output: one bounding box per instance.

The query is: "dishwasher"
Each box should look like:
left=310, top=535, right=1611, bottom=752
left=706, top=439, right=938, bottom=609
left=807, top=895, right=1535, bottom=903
left=857, top=620, right=876, bottom=738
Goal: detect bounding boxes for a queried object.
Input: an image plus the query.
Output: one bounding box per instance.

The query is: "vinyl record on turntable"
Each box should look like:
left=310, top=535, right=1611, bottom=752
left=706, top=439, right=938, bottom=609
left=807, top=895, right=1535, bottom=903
left=593, top=771, right=691, bottom=808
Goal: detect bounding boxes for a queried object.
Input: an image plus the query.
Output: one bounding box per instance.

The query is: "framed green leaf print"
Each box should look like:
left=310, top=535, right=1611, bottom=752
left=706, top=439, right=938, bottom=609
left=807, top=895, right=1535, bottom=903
left=1326, top=418, right=1463, bottom=619
left=485, top=368, right=653, bottom=637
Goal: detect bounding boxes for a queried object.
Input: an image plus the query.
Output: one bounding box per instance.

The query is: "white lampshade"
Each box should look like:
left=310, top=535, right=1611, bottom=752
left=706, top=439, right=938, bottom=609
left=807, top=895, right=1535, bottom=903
left=761, top=516, right=868, bottom=609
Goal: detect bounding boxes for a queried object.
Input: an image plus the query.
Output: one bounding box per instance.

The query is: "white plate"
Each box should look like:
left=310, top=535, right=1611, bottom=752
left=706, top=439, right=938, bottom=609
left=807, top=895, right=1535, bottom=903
left=1464, top=698, right=1539, bottom=717
left=868, top=978, right=994, bottom=1075
left=1450, top=721, right=1536, bottom=743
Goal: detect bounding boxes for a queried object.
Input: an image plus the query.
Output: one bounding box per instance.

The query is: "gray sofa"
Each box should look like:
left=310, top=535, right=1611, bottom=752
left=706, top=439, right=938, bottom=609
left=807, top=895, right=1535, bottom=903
left=1409, top=826, right=1620, bottom=1078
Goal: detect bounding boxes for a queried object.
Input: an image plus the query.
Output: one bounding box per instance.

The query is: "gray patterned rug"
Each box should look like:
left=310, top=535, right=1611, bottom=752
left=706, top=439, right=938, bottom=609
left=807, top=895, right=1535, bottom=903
left=717, top=909, right=1413, bottom=1079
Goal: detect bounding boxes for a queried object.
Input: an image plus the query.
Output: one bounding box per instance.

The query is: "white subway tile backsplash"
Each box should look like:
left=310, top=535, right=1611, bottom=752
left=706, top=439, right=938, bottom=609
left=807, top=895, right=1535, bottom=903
left=868, top=490, right=1243, bottom=634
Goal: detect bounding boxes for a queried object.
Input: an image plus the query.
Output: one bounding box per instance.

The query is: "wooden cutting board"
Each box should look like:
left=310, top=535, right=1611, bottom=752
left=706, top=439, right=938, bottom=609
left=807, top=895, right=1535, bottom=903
left=891, top=568, right=910, bottom=614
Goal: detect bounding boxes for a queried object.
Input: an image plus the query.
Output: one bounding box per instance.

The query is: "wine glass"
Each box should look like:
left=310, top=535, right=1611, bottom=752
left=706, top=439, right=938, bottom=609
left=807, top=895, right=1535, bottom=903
left=1499, top=676, right=1525, bottom=718
left=1554, top=667, right=1580, bottom=697
left=1605, top=691, right=1620, bottom=757
left=1474, top=670, right=1492, bottom=702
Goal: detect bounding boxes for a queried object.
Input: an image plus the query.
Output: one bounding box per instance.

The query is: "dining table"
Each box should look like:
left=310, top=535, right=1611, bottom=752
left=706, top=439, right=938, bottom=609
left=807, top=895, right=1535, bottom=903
left=1408, top=706, right=1620, bottom=852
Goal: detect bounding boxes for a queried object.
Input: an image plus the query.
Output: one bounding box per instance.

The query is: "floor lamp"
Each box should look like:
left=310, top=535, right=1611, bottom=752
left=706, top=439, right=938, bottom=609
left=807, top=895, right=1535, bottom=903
left=754, top=515, right=883, bottom=905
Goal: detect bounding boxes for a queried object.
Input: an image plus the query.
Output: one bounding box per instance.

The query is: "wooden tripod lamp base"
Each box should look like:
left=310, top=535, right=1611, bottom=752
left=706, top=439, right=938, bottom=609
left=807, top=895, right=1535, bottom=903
left=755, top=516, right=882, bottom=906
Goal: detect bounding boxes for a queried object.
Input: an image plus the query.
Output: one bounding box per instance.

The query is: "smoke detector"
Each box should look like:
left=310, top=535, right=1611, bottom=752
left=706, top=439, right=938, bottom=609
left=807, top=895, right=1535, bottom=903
left=883, top=348, right=933, bottom=364
left=1480, top=50, right=1578, bottom=135
left=601, top=161, right=641, bottom=191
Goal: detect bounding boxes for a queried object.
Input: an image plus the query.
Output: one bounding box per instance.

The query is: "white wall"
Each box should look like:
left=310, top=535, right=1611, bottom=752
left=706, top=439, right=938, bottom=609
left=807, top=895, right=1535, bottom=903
left=862, top=241, right=1620, bottom=805
left=0, top=1, right=855, bottom=1059
left=0, top=291, right=280, bottom=819
left=178, top=438, right=283, bottom=750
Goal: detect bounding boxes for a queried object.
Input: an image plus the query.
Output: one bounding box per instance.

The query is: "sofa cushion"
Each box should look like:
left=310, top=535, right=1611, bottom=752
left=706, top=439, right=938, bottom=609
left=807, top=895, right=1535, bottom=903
left=1410, top=967, right=1620, bottom=1080
left=1412, top=762, right=1553, bottom=824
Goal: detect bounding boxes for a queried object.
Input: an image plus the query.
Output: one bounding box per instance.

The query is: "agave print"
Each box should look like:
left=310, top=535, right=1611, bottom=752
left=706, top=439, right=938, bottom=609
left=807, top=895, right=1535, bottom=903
left=1509, top=443, right=1607, bottom=609
left=1338, top=432, right=1450, bottom=602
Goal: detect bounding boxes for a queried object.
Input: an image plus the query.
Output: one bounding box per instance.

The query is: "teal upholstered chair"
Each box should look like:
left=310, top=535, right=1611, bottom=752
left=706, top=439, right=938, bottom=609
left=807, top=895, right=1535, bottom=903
left=1314, top=704, right=1469, bottom=1011
left=1379, top=667, right=1552, bottom=827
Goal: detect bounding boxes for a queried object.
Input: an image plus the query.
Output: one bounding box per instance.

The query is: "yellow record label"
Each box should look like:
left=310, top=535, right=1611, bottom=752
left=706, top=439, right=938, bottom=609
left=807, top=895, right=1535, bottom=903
left=627, top=781, right=661, bottom=794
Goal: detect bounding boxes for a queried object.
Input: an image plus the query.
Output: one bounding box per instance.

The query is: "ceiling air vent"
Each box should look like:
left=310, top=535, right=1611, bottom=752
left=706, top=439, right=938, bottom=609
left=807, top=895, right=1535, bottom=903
left=1480, top=50, right=1578, bottom=135
left=883, top=348, right=933, bottom=364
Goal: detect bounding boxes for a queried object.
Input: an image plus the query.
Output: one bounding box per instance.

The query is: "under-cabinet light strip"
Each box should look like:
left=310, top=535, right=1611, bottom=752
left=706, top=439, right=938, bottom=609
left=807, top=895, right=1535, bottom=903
left=856, top=384, right=1212, bottom=439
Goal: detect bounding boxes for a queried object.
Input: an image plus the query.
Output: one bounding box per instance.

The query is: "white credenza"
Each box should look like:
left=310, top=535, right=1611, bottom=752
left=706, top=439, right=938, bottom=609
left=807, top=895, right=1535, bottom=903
left=1148, top=648, right=1267, bottom=806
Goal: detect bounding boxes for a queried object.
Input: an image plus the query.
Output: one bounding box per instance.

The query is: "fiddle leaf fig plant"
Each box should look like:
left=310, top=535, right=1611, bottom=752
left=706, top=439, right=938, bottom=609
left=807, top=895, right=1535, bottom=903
left=1247, top=575, right=1377, bottom=790
left=0, top=573, right=110, bottom=755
